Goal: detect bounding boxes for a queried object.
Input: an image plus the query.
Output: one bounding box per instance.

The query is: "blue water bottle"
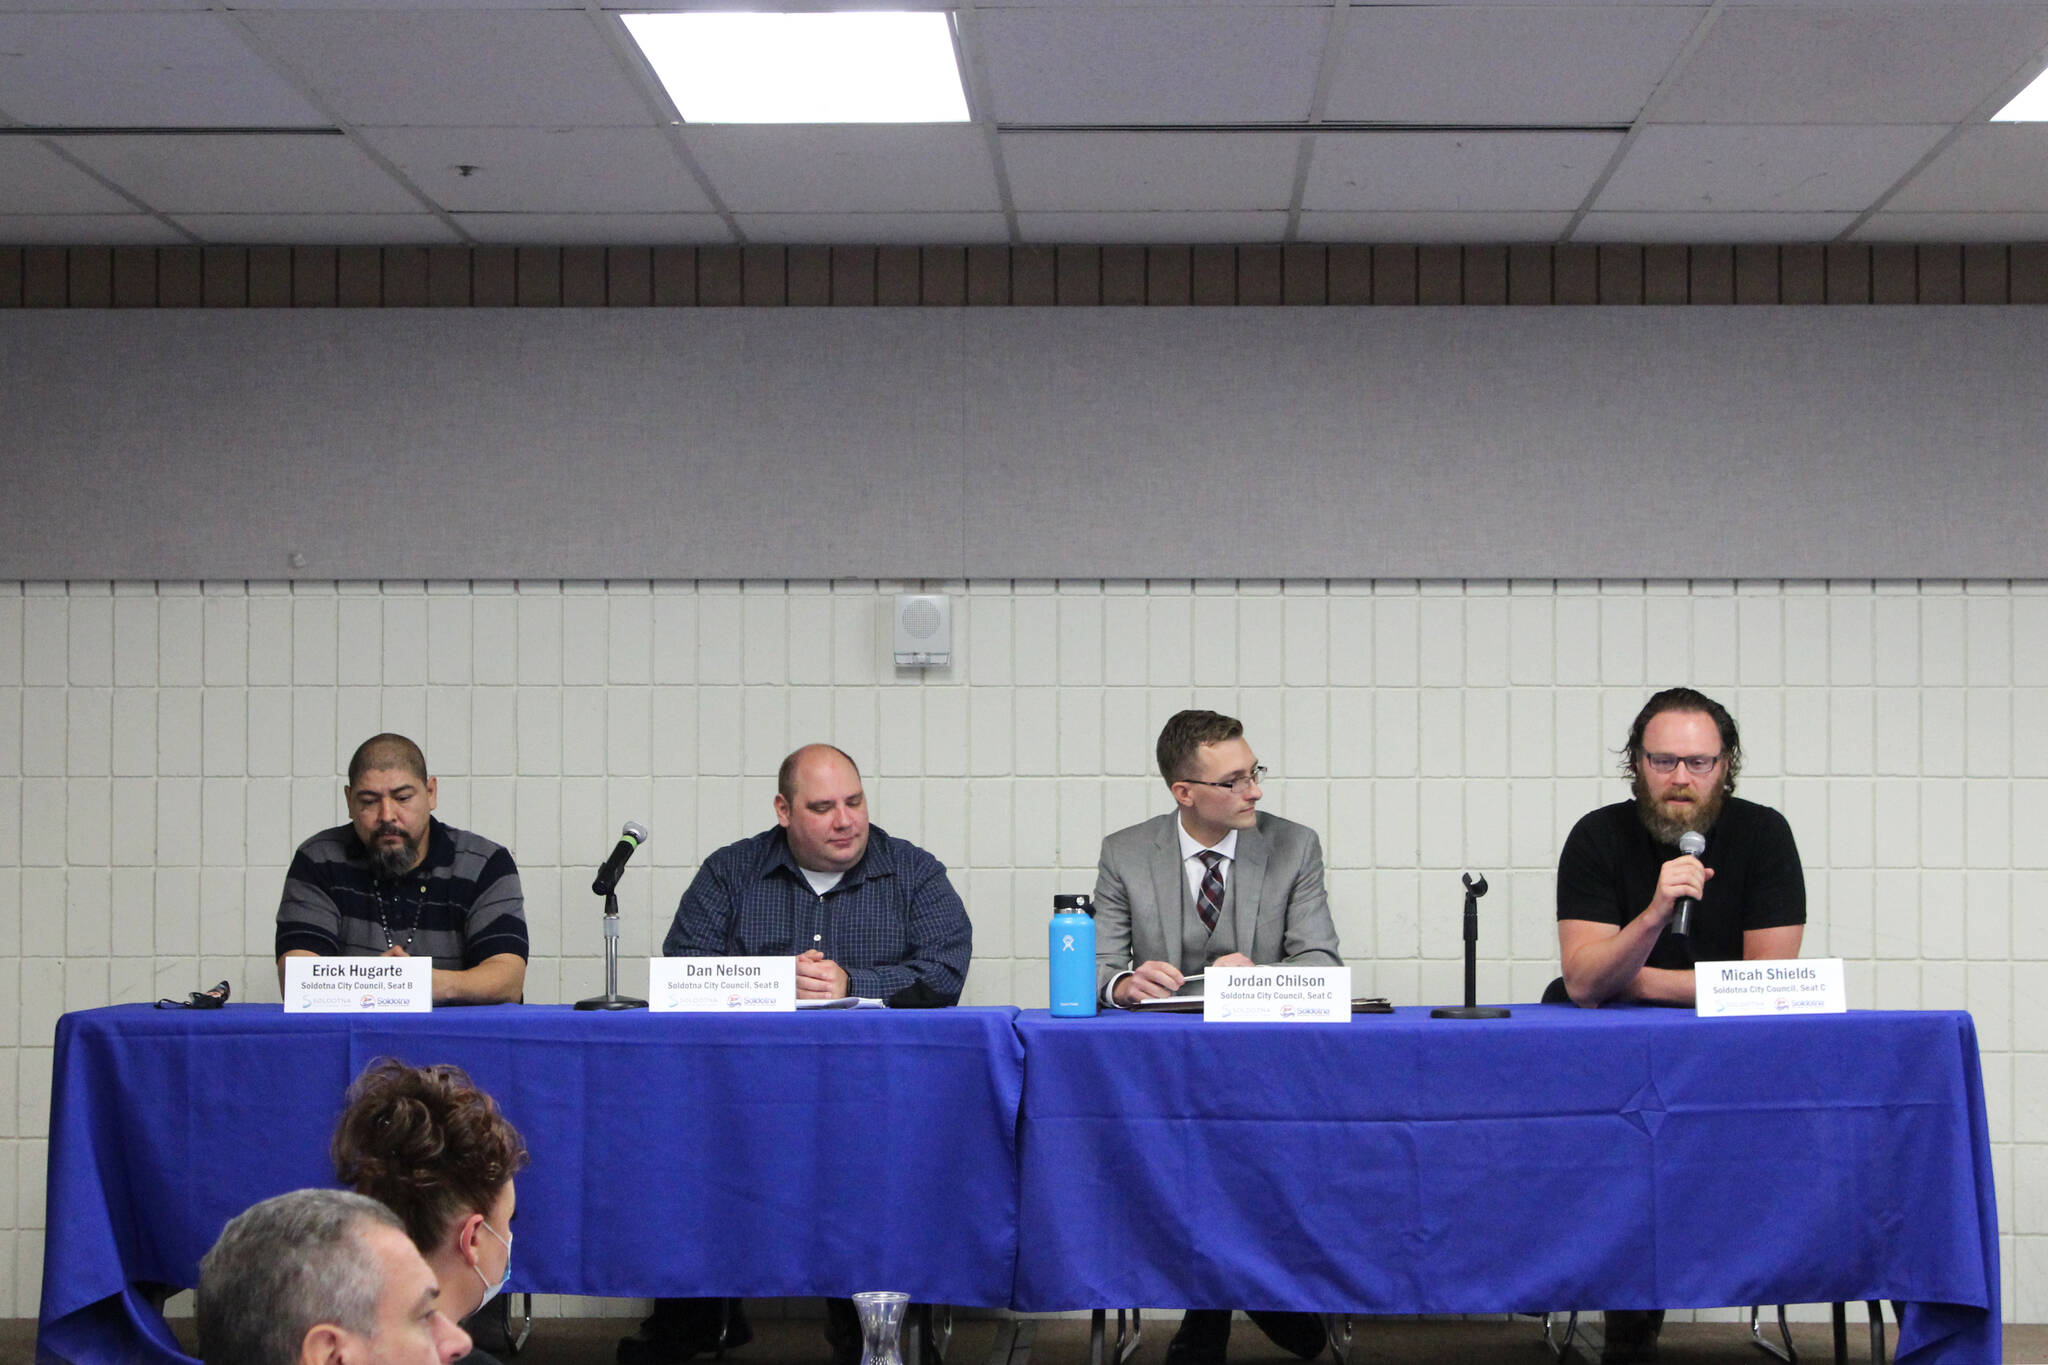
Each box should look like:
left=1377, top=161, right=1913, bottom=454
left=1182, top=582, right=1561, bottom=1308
left=1049, top=894, right=1098, bottom=1017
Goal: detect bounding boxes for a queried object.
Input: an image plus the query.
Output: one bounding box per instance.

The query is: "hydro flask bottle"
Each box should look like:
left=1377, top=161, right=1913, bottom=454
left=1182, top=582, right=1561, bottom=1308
left=1049, top=893, right=1097, bottom=1017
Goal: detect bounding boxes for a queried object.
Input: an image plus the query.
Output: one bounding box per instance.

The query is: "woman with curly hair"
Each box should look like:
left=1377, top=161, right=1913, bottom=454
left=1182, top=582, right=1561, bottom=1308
left=332, top=1059, right=530, bottom=1364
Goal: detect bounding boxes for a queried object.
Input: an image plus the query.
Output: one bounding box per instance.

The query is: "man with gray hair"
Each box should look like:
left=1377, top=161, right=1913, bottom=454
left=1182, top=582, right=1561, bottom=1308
left=198, top=1187, right=472, bottom=1365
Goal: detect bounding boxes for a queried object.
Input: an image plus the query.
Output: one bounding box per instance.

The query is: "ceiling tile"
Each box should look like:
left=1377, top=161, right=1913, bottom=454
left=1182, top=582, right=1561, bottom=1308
left=1304, top=131, right=1622, bottom=211
left=227, top=0, right=574, bottom=8
left=1594, top=125, right=1948, bottom=212
left=1296, top=210, right=1573, bottom=242
left=1852, top=211, right=2048, bottom=242
left=455, top=212, right=733, bottom=244
left=0, top=140, right=137, bottom=213
left=55, top=134, right=425, bottom=214
left=1016, top=209, right=1287, bottom=241
left=1323, top=6, right=1703, bottom=126
left=0, top=13, right=327, bottom=126
left=1718, top=0, right=2031, bottom=5
left=732, top=212, right=1010, bottom=244
left=1573, top=210, right=1856, bottom=242
left=1886, top=126, right=2048, bottom=212
left=618, top=0, right=953, bottom=9
left=236, top=10, right=653, bottom=127
left=1003, top=132, right=1300, bottom=211
left=682, top=126, right=1000, bottom=213
left=169, top=213, right=459, bottom=244
left=976, top=8, right=1327, bottom=124
left=0, top=0, right=201, bottom=10
left=0, top=214, right=184, bottom=244
left=1654, top=6, right=2048, bottom=124
left=361, top=127, right=713, bottom=214
left=972, top=0, right=1306, bottom=9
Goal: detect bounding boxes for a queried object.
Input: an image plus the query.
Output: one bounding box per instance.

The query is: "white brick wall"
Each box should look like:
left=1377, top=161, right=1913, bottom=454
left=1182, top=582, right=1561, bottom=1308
left=0, top=577, right=2041, bottom=1325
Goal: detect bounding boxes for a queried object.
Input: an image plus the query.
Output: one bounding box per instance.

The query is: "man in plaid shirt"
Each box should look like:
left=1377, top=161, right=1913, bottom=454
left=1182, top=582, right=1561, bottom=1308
left=623, top=744, right=971, bottom=1365
left=661, top=743, right=971, bottom=1005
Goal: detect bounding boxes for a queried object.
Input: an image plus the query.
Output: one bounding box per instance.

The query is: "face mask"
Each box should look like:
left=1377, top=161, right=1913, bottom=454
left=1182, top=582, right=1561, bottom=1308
left=472, top=1218, right=513, bottom=1312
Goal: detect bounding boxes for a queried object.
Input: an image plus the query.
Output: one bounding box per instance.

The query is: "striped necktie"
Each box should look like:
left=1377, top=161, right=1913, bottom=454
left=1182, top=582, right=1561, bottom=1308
left=1196, top=850, right=1226, bottom=933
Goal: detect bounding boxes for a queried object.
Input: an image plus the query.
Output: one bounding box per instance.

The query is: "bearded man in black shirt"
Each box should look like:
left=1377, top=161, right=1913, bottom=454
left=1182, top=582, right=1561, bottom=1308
left=1553, top=687, right=1808, bottom=1365
left=1556, top=686, right=1807, bottom=1009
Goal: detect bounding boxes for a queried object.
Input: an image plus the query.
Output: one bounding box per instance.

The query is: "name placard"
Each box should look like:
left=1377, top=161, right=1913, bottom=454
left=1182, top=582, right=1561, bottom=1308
left=1204, top=965, right=1351, bottom=1022
left=649, top=957, right=797, bottom=1012
left=285, top=956, right=432, bottom=1013
left=1697, top=958, right=1846, bottom=1017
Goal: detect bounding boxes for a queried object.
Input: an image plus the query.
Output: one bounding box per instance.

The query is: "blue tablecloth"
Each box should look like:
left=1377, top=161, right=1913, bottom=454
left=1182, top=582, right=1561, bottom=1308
left=39, top=1002, right=2001, bottom=1365
left=1011, top=1005, right=2000, bottom=1365
left=39, top=1004, right=1024, bottom=1365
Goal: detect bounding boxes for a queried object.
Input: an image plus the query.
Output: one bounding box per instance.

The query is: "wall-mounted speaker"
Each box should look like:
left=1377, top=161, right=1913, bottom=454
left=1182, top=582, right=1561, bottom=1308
left=893, top=593, right=951, bottom=668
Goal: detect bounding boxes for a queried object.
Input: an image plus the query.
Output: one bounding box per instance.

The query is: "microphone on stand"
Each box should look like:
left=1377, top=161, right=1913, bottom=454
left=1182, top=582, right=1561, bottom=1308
left=578, top=821, right=650, bottom=1012
left=592, top=821, right=650, bottom=896
left=1431, top=872, right=1509, bottom=1020
left=1670, top=829, right=1706, bottom=939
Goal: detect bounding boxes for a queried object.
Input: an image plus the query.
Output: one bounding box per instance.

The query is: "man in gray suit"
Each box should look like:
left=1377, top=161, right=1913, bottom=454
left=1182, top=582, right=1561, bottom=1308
left=1095, top=709, right=1341, bottom=1008
left=1090, top=709, right=1341, bottom=1365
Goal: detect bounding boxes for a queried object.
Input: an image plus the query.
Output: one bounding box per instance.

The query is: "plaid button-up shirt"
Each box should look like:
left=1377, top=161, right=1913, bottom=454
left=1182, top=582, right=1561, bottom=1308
left=662, top=824, right=972, bottom=1005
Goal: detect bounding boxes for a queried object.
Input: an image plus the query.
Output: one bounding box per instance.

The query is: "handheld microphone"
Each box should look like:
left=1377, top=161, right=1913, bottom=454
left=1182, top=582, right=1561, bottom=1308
left=1671, top=829, right=1705, bottom=938
left=592, top=821, right=650, bottom=896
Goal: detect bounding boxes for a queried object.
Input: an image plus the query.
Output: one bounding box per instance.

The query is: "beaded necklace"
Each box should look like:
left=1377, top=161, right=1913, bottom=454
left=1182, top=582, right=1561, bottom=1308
left=376, top=879, right=426, bottom=953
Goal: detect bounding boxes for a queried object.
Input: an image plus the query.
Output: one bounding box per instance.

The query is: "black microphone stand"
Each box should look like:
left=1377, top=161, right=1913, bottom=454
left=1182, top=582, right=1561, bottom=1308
left=576, top=886, right=647, bottom=1012
left=1431, top=872, right=1510, bottom=1020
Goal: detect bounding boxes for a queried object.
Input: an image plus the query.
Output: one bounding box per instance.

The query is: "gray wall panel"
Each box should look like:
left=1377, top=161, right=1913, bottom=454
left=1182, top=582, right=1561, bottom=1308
left=959, top=307, right=2048, bottom=578
left=2, top=310, right=966, bottom=580
left=4, top=306, right=2044, bottom=580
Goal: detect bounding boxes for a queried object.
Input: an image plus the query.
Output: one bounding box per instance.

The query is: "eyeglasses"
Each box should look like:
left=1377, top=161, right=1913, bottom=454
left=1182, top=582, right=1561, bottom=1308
left=1643, top=752, right=1722, bottom=775
left=1179, top=765, right=1268, bottom=794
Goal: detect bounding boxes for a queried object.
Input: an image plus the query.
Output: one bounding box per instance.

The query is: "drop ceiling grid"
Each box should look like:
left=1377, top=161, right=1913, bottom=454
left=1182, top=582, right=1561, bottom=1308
left=1, top=1, right=2048, bottom=246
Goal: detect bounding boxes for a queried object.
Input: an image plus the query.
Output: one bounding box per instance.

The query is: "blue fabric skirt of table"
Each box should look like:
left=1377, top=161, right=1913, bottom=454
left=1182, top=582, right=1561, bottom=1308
left=36, top=1002, right=1999, bottom=1365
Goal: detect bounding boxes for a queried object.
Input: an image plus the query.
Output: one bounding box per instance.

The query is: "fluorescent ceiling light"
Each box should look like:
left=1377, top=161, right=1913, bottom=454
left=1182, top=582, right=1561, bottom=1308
left=1991, top=65, right=2048, bottom=121
left=623, top=11, right=969, bottom=124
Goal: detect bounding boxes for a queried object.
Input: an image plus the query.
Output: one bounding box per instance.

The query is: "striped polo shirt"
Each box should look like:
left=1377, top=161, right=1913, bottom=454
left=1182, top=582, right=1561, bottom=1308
left=275, top=817, right=528, bottom=971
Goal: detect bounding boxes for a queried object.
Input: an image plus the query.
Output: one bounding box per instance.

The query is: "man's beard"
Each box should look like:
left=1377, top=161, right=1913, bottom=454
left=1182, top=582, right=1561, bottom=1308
left=1633, top=777, right=1727, bottom=846
left=368, top=827, right=423, bottom=879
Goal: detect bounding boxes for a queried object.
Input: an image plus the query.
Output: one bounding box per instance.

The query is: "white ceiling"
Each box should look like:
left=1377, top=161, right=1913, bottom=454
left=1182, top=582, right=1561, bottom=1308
left=3, top=1, right=2048, bottom=246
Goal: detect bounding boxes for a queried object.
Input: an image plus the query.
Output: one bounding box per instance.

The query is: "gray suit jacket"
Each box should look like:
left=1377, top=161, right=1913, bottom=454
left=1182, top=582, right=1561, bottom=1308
left=1092, top=810, right=1342, bottom=999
